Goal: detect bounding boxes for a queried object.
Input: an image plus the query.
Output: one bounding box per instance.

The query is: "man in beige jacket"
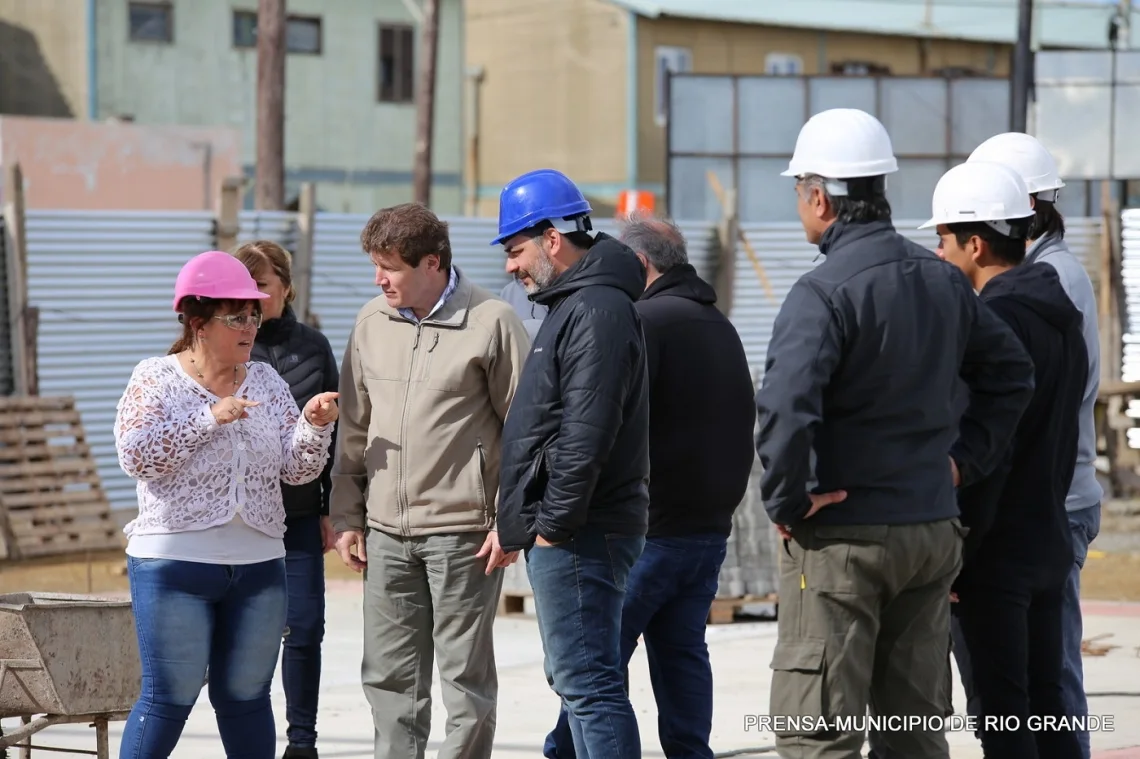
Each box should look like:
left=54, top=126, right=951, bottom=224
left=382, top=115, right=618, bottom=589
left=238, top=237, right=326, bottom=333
left=330, top=202, right=530, bottom=759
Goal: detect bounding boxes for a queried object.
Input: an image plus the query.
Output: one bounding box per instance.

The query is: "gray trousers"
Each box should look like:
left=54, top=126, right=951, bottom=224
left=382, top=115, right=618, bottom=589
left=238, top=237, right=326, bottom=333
left=769, top=518, right=965, bottom=759
left=362, top=528, right=504, bottom=759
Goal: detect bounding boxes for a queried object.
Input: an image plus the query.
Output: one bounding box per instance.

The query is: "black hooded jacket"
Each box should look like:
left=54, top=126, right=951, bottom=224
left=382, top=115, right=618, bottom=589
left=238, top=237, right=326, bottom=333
left=955, top=263, right=1087, bottom=590
left=250, top=306, right=340, bottom=520
left=636, top=264, right=756, bottom=538
left=497, top=233, right=651, bottom=553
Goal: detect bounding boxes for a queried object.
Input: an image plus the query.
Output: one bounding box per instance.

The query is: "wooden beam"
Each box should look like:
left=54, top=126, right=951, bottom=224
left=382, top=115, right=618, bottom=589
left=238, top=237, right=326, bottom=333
left=255, top=0, right=286, bottom=210
left=3, top=163, right=28, bottom=397
left=412, top=0, right=440, bottom=207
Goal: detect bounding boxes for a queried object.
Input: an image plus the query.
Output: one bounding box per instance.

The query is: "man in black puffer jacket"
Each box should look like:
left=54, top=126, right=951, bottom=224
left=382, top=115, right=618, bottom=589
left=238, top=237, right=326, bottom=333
left=493, top=169, right=649, bottom=759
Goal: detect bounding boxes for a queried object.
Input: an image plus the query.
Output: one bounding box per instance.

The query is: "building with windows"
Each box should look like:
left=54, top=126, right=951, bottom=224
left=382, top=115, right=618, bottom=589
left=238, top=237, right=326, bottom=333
left=0, top=0, right=464, bottom=213
left=465, top=0, right=1139, bottom=217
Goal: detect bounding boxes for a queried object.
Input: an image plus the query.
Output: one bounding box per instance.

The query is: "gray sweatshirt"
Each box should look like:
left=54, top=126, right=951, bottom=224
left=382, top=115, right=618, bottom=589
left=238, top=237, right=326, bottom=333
left=498, top=279, right=548, bottom=341
left=1025, top=233, right=1103, bottom=512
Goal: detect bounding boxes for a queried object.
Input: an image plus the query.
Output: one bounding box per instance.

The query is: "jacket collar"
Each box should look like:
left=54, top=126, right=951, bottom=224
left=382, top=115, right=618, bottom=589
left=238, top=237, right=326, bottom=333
left=256, top=305, right=298, bottom=345
left=1025, top=232, right=1064, bottom=265
left=376, top=267, right=473, bottom=329
left=817, top=219, right=896, bottom=256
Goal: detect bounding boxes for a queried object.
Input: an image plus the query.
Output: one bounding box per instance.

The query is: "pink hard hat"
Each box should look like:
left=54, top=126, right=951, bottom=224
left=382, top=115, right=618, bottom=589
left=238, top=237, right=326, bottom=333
left=172, top=251, right=270, bottom=311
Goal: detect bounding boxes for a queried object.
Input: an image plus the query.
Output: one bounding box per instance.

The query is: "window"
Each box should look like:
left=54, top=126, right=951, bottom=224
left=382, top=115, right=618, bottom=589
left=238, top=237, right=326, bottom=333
left=655, top=46, right=692, bottom=125
left=286, top=16, right=321, bottom=54
left=830, top=60, right=892, bottom=76
left=129, top=2, right=173, bottom=43
left=765, top=53, right=803, bottom=76
left=378, top=24, right=415, bottom=104
left=232, top=11, right=323, bottom=55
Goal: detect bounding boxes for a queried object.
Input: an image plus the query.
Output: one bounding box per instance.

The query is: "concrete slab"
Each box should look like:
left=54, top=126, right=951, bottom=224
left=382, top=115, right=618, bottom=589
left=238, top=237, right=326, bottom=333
left=4, top=582, right=1140, bottom=758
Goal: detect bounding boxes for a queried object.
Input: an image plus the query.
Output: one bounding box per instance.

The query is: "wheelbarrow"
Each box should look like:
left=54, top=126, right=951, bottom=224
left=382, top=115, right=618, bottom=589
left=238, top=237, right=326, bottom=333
left=0, top=592, right=140, bottom=758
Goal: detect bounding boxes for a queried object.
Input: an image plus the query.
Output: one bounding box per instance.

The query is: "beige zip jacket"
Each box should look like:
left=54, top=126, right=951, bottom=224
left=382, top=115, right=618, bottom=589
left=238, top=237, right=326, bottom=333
left=329, top=272, right=530, bottom=537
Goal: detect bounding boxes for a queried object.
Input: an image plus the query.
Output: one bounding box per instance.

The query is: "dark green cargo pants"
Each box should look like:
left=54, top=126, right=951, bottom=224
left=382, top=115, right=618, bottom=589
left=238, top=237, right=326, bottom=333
left=769, top=518, right=965, bottom=759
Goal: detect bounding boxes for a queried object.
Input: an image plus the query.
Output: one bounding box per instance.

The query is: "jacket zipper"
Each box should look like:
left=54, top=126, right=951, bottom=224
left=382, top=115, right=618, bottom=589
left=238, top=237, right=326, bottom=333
left=397, top=324, right=423, bottom=536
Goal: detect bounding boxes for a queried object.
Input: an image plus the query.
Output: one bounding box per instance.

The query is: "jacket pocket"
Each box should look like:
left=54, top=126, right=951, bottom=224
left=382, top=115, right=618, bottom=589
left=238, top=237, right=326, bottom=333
left=519, top=444, right=551, bottom=527
left=475, top=438, right=488, bottom=515
left=804, top=524, right=888, bottom=595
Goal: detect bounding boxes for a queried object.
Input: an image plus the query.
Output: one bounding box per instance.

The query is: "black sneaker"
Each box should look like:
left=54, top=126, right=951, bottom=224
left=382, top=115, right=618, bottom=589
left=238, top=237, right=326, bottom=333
left=282, top=747, right=318, bottom=759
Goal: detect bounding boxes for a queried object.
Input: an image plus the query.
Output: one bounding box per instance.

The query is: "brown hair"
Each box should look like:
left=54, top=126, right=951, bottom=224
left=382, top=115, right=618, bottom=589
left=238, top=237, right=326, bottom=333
left=168, top=297, right=262, bottom=355
left=234, top=240, right=295, bottom=303
left=360, top=202, right=452, bottom=272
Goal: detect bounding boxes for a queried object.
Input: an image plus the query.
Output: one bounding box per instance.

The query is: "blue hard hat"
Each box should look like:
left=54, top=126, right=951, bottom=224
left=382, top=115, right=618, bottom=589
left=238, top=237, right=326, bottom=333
left=490, top=169, right=592, bottom=245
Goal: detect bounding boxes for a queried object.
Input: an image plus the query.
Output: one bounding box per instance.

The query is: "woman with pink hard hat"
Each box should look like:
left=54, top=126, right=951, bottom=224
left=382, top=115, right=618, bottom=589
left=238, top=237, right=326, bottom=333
left=113, top=250, right=339, bottom=759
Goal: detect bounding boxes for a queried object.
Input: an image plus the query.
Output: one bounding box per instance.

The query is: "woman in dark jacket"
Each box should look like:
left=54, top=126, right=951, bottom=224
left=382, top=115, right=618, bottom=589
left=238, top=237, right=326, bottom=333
left=236, top=240, right=339, bottom=759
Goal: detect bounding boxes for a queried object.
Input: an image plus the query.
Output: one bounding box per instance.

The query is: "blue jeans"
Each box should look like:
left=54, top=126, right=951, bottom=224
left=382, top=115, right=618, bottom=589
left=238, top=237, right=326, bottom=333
left=282, top=515, right=326, bottom=748
left=544, top=534, right=728, bottom=759
left=526, top=526, right=645, bottom=759
left=1062, top=504, right=1101, bottom=759
left=120, top=555, right=287, bottom=759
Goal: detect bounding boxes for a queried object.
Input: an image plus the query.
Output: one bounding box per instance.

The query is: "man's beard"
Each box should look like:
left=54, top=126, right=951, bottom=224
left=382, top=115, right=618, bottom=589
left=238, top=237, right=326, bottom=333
left=519, top=247, right=558, bottom=295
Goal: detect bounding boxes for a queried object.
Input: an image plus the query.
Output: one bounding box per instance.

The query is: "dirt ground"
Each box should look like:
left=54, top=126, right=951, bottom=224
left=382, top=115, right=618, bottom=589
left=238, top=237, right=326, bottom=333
left=4, top=539, right=1140, bottom=601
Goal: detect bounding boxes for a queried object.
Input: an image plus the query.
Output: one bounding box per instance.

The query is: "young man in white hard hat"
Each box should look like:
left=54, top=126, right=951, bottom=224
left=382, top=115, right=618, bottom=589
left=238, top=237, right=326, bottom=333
left=755, top=108, right=1035, bottom=758
left=966, top=132, right=1102, bottom=759
left=922, top=160, right=1086, bottom=758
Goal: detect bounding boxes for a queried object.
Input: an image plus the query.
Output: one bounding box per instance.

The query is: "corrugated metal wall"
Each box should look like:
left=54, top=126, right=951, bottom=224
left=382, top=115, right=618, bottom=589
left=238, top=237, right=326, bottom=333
left=305, top=215, right=718, bottom=364
left=15, top=209, right=1106, bottom=606
left=17, top=211, right=715, bottom=512
left=731, top=217, right=1106, bottom=379
left=25, top=210, right=218, bottom=510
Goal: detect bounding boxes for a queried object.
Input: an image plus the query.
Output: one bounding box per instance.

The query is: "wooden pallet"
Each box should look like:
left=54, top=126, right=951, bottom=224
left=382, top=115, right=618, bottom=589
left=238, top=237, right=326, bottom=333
left=707, top=593, right=778, bottom=624
left=498, top=592, right=529, bottom=616
left=0, top=395, right=124, bottom=561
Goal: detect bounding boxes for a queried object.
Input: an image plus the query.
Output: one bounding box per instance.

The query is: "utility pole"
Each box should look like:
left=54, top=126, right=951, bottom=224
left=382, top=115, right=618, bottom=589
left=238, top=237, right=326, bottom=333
left=256, top=0, right=286, bottom=210
left=412, top=0, right=440, bottom=207
left=1011, top=0, right=1034, bottom=132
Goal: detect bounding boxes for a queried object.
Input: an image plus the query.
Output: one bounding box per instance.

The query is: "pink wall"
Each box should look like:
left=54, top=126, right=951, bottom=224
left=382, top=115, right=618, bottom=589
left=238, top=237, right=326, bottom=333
left=0, top=116, right=242, bottom=210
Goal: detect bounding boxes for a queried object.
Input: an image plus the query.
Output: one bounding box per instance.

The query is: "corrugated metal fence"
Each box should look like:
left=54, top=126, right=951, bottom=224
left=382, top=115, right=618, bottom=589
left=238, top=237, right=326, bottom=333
left=731, top=217, right=1106, bottom=379
left=16, top=210, right=1106, bottom=599
left=26, top=210, right=217, bottom=510
left=19, top=211, right=718, bottom=513
left=307, top=216, right=718, bottom=365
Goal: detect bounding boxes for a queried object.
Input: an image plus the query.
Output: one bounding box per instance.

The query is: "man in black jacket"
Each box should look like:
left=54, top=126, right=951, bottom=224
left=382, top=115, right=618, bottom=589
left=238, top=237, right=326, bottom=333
left=756, top=109, right=1036, bottom=758
left=924, top=161, right=1086, bottom=758
left=493, top=169, right=650, bottom=759
left=542, top=214, right=756, bottom=759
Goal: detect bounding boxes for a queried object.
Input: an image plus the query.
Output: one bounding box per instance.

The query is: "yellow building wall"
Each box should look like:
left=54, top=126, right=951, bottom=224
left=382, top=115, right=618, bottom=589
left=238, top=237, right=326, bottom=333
left=636, top=17, right=1011, bottom=185
left=0, top=0, right=88, bottom=118
left=466, top=0, right=630, bottom=217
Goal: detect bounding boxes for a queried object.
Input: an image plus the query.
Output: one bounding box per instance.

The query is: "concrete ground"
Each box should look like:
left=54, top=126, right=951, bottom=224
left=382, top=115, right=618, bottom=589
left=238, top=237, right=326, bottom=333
left=5, top=581, right=1140, bottom=759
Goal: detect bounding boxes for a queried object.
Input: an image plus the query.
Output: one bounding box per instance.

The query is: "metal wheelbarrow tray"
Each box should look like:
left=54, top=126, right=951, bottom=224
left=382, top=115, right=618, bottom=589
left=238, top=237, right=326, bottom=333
left=0, top=592, right=140, bottom=757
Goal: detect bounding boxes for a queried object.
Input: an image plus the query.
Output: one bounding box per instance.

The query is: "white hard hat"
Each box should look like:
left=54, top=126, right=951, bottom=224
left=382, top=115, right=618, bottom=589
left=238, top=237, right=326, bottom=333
left=967, top=132, right=1065, bottom=201
left=918, top=161, right=1034, bottom=237
left=782, top=108, right=899, bottom=195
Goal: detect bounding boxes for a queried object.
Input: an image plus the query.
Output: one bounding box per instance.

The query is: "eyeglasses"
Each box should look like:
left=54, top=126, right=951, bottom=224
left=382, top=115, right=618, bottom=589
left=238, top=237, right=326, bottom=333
left=214, top=313, right=262, bottom=331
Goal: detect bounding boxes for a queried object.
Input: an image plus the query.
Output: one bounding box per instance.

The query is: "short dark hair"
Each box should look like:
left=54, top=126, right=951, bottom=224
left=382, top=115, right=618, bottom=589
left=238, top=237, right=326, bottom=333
left=1029, top=197, right=1066, bottom=241
left=169, top=297, right=261, bottom=354
left=360, top=202, right=452, bottom=272
left=527, top=220, right=595, bottom=251
left=947, top=221, right=1027, bottom=267
left=799, top=174, right=892, bottom=224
